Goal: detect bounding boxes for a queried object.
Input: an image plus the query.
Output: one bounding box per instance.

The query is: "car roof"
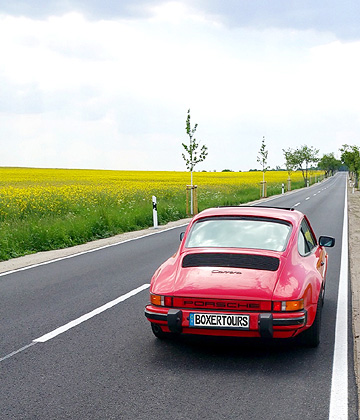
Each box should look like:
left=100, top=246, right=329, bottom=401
left=192, top=206, right=304, bottom=225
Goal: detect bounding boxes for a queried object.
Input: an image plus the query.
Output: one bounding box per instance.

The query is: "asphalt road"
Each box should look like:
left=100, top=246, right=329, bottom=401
left=0, top=172, right=357, bottom=419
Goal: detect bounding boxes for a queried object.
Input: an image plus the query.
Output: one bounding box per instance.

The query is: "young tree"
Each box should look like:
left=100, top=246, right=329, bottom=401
left=340, top=144, right=360, bottom=187
left=257, top=136, right=269, bottom=197
left=182, top=109, right=208, bottom=213
left=283, top=148, right=297, bottom=179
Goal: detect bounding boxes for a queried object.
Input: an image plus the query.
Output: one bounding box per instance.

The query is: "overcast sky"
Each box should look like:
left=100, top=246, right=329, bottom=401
left=1, top=0, right=359, bottom=171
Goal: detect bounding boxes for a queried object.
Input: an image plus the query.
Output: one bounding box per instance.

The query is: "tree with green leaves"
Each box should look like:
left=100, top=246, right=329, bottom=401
left=318, top=153, right=341, bottom=177
left=282, top=145, right=319, bottom=186
left=283, top=148, right=297, bottom=179
left=257, top=136, right=269, bottom=197
left=340, top=144, right=360, bottom=187
left=182, top=109, right=208, bottom=213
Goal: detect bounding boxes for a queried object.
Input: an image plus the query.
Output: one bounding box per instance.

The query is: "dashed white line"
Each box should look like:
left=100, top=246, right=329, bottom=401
left=34, top=283, right=150, bottom=343
left=305, top=197, right=310, bottom=200
left=0, top=343, right=36, bottom=363
left=293, top=202, right=301, bottom=207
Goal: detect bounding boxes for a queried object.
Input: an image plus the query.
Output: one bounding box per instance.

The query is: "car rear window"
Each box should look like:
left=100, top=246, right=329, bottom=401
left=185, top=217, right=292, bottom=252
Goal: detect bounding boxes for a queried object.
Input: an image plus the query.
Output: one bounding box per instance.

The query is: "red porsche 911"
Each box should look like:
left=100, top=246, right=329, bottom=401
left=145, top=206, right=335, bottom=347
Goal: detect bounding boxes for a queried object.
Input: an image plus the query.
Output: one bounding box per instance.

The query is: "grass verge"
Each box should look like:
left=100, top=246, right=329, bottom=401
left=0, top=179, right=309, bottom=261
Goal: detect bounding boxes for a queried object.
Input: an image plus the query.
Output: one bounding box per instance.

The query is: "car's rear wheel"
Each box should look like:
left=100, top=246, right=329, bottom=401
left=300, top=300, right=322, bottom=348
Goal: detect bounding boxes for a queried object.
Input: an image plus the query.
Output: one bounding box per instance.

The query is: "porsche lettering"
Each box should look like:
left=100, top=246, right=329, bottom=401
left=183, top=300, right=260, bottom=309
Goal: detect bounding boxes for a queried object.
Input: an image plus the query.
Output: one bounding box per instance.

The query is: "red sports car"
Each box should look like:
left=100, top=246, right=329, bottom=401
left=145, top=206, right=335, bottom=347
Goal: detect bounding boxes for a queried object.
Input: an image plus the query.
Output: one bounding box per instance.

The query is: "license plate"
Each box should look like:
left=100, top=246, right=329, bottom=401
left=189, top=313, right=250, bottom=330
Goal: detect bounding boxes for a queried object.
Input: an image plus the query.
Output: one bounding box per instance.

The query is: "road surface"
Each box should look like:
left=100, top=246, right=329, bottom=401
left=0, top=172, right=357, bottom=419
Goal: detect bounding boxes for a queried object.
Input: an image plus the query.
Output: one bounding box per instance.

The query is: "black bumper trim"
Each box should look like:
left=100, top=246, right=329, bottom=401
left=273, top=315, right=306, bottom=326
left=144, top=308, right=167, bottom=322
left=145, top=308, right=183, bottom=333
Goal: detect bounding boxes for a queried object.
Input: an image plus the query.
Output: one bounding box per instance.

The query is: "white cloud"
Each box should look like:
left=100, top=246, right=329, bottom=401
left=0, top=5, right=359, bottom=171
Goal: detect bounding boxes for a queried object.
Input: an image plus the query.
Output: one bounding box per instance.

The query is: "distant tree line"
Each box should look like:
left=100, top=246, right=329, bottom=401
left=181, top=110, right=360, bottom=187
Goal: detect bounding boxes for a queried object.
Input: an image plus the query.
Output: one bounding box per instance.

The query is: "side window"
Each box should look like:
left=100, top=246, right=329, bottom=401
left=298, top=219, right=317, bottom=256
left=298, top=230, right=307, bottom=255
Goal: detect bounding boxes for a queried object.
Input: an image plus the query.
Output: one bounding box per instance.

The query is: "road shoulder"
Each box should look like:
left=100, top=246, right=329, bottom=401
left=348, top=185, right=360, bottom=418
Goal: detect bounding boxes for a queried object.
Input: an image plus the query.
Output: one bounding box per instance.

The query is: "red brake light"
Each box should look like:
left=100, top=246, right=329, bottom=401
left=273, top=302, right=282, bottom=311
left=164, top=296, right=173, bottom=307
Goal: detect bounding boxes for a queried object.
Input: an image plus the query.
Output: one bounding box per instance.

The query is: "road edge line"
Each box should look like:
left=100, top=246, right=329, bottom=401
left=328, top=176, right=348, bottom=420
left=0, top=224, right=188, bottom=277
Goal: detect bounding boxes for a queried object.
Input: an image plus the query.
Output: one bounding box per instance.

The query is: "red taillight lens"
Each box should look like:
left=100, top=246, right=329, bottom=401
left=273, top=299, right=304, bottom=312
left=164, top=296, right=173, bottom=307
left=273, top=301, right=282, bottom=311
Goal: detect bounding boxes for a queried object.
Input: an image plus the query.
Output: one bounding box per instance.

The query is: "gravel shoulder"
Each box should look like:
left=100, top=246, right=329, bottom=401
left=348, top=185, right=360, bottom=418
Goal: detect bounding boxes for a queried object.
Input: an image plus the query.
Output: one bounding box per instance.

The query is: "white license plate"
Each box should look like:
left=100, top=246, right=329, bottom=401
left=189, top=313, right=250, bottom=330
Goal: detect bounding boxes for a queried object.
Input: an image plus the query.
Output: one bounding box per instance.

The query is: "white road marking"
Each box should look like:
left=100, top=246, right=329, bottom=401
left=328, top=180, right=348, bottom=420
left=34, top=283, right=151, bottom=343
left=0, top=224, right=188, bottom=278
left=0, top=343, right=36, bottom=363
left=0, top=283, right=150, bottom=361
left=305, top=197, right=310, bottom=200
left=294, top=202, right=301, bottom=207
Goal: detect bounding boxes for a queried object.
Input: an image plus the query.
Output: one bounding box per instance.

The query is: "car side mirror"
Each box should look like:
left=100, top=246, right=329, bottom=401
left=319, top=236, right=335, bottom=247
left=180, top=232, right=185, bottom=242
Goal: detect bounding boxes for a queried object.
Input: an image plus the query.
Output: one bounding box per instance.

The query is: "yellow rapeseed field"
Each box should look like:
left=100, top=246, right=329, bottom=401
left=0, top=167, right=324, bottom=220
left=0, top=167, right=325, bottom=260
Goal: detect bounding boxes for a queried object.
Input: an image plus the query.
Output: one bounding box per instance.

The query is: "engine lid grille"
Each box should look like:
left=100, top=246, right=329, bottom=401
left=182, top=253, right=280, bottom=271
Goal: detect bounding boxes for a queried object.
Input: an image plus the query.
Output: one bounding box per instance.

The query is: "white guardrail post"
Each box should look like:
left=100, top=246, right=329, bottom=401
left=152, top=195, right=158, bottom=229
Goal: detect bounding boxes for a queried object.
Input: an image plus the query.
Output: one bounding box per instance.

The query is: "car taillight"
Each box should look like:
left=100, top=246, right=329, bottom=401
left=164, top=296, right=173, bottom=306
left=273, top=299, right=304, bottom=312
left=150, top=294, right=173, bottom=307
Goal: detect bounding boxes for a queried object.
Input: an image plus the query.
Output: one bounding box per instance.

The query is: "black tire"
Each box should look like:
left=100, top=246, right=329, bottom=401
left=321, top=283, right=326, bottom=306
left=151, top=323, right=169, bottom=339
left=300, top=301, right=322, bottom=348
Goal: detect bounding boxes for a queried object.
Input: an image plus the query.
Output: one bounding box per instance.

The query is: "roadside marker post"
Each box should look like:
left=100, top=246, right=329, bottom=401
left=152, top=196, right=158, bottom=229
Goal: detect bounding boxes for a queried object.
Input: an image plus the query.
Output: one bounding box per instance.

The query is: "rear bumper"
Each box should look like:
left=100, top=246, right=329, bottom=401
left=145, top=305, right=307, bottom=338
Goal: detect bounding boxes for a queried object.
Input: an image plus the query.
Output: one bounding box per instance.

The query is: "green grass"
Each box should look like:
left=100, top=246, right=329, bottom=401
left=0, top=180, right=315, bottom=261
